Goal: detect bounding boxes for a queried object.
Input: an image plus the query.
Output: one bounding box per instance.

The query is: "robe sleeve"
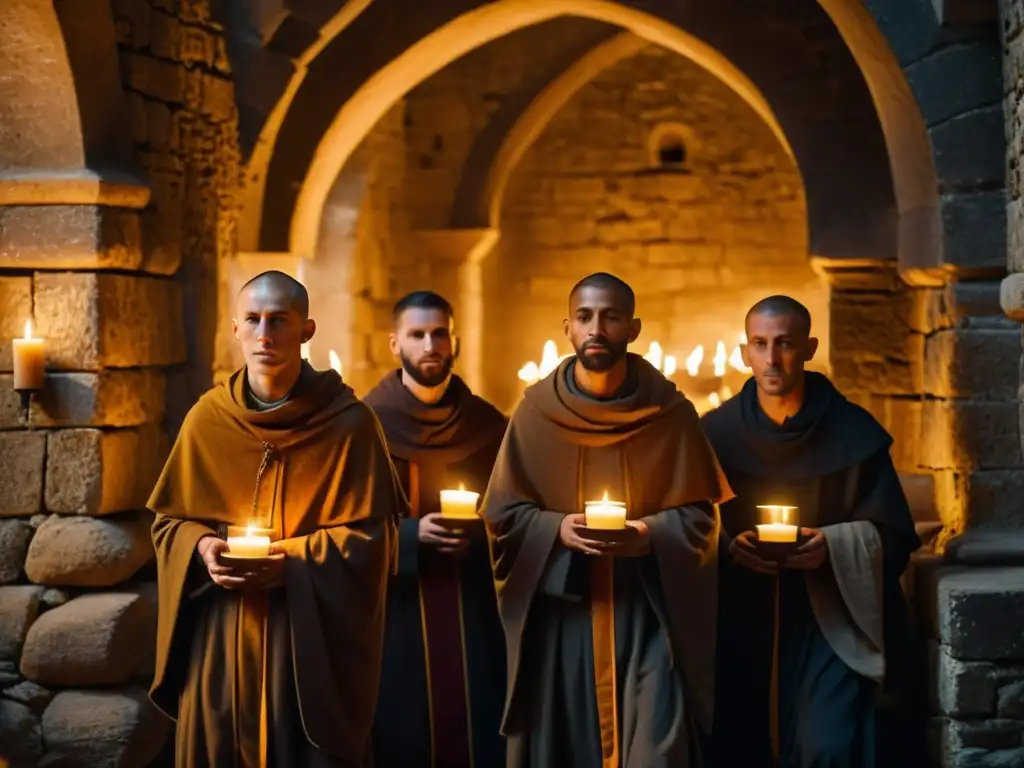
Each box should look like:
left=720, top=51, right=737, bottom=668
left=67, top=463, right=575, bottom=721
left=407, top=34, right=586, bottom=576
left=149, top=514, right=218, bottom=717
left=273, top=406, right=399, bottom=757
left=395, top=517, right=421, bottom=577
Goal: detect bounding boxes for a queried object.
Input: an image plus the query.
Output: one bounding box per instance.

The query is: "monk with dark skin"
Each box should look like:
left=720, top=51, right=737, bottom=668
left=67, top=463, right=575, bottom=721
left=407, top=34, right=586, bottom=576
left=365, top=290, right=507, bottom=768
left=703, top=296, right=920, bottom=768
left=148, top=271, right=400, bottom=768
left=482, top=273, right=730, bottom=768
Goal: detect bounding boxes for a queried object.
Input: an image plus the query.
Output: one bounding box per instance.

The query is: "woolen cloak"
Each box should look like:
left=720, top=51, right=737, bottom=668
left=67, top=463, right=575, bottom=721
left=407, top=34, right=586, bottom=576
left=482, top=354, right=730, bottom=768
left=148, top=365, right=401, bottom=767
left=364, top=371, right=508, bottom=768
left=701, top=372, right=920, bottom=767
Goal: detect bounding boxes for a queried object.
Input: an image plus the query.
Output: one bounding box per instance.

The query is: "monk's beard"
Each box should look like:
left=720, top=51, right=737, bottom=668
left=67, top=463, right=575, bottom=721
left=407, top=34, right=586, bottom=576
left=400, top=351, right=453, bottom=387
left=575, top=338, right=628, bottom=372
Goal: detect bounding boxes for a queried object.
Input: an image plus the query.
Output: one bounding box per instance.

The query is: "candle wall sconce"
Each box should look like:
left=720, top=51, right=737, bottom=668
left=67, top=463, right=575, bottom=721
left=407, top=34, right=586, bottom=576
left=12, top=320, right=45, bottom=423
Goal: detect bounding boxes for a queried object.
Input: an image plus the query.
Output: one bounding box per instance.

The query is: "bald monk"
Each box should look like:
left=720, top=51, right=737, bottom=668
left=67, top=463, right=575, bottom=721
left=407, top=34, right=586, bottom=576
left=703, top=296, right=920, bottom=768
left=364, top=290, right=507, bottom=768
left=482, top=272, right=730, bottom=768
left=148, top=270, right=400, bottom=767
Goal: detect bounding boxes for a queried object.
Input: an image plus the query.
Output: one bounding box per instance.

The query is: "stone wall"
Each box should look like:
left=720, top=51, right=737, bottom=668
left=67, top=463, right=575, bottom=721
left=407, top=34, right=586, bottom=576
left=486, top=45, right=820, bottom=410
left=0, top=0, right=237, bottom=764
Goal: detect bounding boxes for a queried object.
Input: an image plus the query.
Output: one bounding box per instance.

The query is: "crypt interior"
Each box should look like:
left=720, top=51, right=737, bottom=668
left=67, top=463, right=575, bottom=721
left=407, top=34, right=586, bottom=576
left=0, top=0, right=1022, bottom=765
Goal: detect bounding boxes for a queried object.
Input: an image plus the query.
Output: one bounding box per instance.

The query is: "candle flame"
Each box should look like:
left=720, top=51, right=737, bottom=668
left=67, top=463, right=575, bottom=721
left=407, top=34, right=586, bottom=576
left=23, top=320, right=33, bottom=340
left=300, top=341, right=310, bottom=360
left=459, top=482, right=465, bottom=492
left=245, top=525, right=255, bottom=537
left=712, top=341, right=727, bottom=377
left=663, top=354, right=677, bottom=377
left=328, top=349, right=342, bottom=375
left=643, top=341, right=663, bottom=370
left=684, top=345, right=704, bottom=376
left=602, top=490, right=609, bottom=503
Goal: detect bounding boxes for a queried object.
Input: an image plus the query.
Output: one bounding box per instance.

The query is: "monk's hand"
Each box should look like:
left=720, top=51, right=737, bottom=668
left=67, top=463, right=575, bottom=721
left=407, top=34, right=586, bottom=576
left=728, top=530, right=778, bottom=575
left=560, top=513, right=606, bottom=556
left=784, top=528, right=828, bottom=570
left=419, top=513, right=468, bottom=555
left=611, top=519, right=652, bottom=558
left=197, top=536, right=250, bottom=589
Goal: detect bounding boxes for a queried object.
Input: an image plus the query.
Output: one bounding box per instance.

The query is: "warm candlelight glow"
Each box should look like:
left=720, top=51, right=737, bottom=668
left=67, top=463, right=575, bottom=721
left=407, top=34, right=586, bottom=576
left=12, top=319, right=45, bottom=391
left=584, top=491, right=627, bottom=530
left=328, top=349, right=342, bottom=376
left=440, top=483, right=480, bottom=519
left=755, top=505, right=799, bottom=543
left=226, top=524, right=271, bottom=558
left=684, top=344, right=704, bottom=376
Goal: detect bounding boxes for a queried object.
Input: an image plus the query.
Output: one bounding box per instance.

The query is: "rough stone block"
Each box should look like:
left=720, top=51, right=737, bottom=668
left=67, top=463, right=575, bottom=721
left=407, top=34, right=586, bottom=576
left=0, top=276, right=32, bottom=371
left=1009, top=197, right=1024, bottom=274
left=941, top=718, right=1024, bottom=752
left=905, top=42, right=1002, bottom=126
left=0, top=585, right=43, bottom=660
left=45, top=427, right=167, bottom=515
left=42, top=688, right=170, bottom=768
left=128, top=54, right=186, bottom=103
left=0, top=519, right=34, bottom=583
left=936, top=645, right=996, bottom=716
left=919, top=280, right=1007, bottom=331
left=944, top=746, right=1024, bottom=767
left=3, top=680, right=52, bottom=712
left=24, top=512, right=153, bottom=588
left=0, top=699, right=42, bottom=764
left=940, top=190, right=1006, bottom=272
left=998, top=679, right=1024, bottom=718
left=33, top=273, right=186, bottom=370
left=0, top=206, right=145, bottom=271
left=0, top=370, right=165, bottom=429
left=931, top=107, right=1005, bottom=190
left=920, top=400, right=1023, bottom=470
left=20, top=586, right=157, bottom=686
left=962, top=470, right=1024, bottom=529
left=924, top=329, right=1021, bottom=400
left=0, top=432, right=45, bottom=517
left=939, top=568, right=1024, bottom=660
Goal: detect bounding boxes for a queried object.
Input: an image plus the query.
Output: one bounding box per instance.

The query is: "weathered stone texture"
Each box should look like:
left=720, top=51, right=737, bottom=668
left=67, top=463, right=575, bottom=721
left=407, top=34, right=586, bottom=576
left=940, top=569, right=1024, bottom=660
left=4, top=679, right=53, bottom=712
left=0, top=432, right=46, bottom=517
left=941, top=190, right=1007, bottom=273
left=936, top=646, right=997, bottom=717
left=25, top=512, right=153, bottom=588
left=0, top=276, right=32, bottom=371
left=0, top=585, right=43, bottom=663
left=0, top=205, right=145, bottom=271
left=45, top=427, right=167, bottom=515
left=920, top=400, right=1023, bottom=470
left=41, top=688, right=170, bottom=768
left=34, top=273, right=186, bottom=370
left=0, top=698, right=43, bottom=764
left=0, top=370, right=165, bottom=429
left=20, top=587, right=157, bottom=686
left=0, top=519, right=34, bottom=583
left=924, top=328, right=1021, bottom=400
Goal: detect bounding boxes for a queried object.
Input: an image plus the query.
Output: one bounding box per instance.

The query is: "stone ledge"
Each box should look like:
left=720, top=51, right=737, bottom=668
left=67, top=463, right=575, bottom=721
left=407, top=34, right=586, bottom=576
left=0, top=371, right=166, bottom=429
left=45, top=427, right=167, bottom=516
left=31, top=273, right=186, bottom=370
left=0, top=169, right=150, bottom=208
left=938, top=567, right=1024, bottom=660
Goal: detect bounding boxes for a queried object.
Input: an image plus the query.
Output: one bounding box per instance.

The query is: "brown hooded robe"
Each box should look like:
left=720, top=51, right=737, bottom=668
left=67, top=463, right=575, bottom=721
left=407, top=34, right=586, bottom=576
left=148, top=365, right=400, bottom=768
left=482, top=355, right=730, bottom=768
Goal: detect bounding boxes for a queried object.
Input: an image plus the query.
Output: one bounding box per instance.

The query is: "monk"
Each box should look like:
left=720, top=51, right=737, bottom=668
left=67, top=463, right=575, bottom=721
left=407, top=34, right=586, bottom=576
left=365, top=290, right=507, bottom=768
left=702, top=296, right=920, bottom=768
left=482, top=272, right=730, bottom=768
left=148, top=271, right=400, bottom=767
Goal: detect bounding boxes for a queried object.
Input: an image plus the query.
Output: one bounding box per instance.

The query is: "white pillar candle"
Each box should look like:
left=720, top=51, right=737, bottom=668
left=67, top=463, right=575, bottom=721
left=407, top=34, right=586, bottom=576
left=440, top=485, right=480, bottom=519
left=12, top=320, right=45, bottom=391
left=755, top=522, right=799, bottom=543
left=226, top=525, right=271, bottom=558
left=584, top=492, right=627, bottom=530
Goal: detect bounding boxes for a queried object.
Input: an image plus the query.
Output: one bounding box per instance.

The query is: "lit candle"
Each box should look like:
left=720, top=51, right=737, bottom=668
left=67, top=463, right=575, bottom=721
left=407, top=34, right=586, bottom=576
left=584, top=491, right=627, bottom=530
left=440, top=484, right=480, bottom=520
left=755, top=505, right=799, bottom=543
left=226, top=525, right=271, bottom=558
left=12, top=320, right=45, bottom=391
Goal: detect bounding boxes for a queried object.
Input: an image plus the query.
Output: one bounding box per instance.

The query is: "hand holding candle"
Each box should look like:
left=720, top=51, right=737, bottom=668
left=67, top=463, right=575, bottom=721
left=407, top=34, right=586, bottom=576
left=584, top=491, right=627, bottom=530
left=225, top=525, right=272, bottom=558
left=12, top=320, right=45, bottom=391
left=440, top=484, right=480, bottom=520
left=754, top=505, right=799, bottom=542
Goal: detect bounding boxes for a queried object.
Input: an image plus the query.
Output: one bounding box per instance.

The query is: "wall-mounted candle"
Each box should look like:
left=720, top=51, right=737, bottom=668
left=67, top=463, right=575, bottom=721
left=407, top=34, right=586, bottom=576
left=12, top=320, right=45, bottom=391
left=440, top=484, right=480, bottom=519
left=584, top=491, right=627, bottom=530
left=755, top=505, right=799, bottom=543
left=225, top=525, right=272, bottom=558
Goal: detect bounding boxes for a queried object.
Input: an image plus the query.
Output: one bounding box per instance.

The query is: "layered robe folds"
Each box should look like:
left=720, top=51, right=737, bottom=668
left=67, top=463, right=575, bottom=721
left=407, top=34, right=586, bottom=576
left=482, top=355, right=730, bottom=768
left=364, top=371, right=508, bottom=768
left=148, top=365, right=401, bottom=768
left=702, top=373, right=921, bottom=768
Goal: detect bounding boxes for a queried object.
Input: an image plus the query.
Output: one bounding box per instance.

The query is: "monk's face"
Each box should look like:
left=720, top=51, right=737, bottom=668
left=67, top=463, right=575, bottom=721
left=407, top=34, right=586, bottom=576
left=564, top=285, right=640, bottom=372
left=232, top=280, right=314, bottom=375
left=741, top=312, right=818, bottom=397
left=389, top=307, right=454, bottom=387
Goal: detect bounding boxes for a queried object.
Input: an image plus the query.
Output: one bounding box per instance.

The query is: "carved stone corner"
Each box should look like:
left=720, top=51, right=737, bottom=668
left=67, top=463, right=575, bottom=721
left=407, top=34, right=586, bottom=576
left=809, top=256, right=905, bottom=291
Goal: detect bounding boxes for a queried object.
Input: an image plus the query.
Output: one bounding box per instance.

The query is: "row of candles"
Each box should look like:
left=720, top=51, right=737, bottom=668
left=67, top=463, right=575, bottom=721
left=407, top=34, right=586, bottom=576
left=226, top=493, right=800, bottom=557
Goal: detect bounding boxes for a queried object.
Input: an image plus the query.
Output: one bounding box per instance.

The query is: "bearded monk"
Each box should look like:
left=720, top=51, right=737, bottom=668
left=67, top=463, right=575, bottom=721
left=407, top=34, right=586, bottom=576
left=703, top=296, right=920, bottom=767
left=365, top=290, right=507, bottom=768
left=148, top=270, right=400, bottom=767
left=482, top=272, right=730, bottom=768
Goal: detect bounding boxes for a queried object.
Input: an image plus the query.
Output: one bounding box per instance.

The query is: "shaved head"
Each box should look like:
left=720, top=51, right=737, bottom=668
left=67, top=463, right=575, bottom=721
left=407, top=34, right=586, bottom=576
left=569, top=272, right=635, bottom=317
left=745, top=295, right=811, bottom=338
left=239, top=270, right=309, bottom=320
